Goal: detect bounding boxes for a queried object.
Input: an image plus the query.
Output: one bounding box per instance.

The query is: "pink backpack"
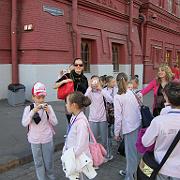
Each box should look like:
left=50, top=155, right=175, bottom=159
left=88, top=126, right=107, bottom=167
left=136, top=128, right=155, bottom=154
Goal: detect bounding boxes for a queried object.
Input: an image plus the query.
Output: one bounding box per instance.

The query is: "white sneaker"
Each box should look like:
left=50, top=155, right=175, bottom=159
left=64, top=134, right=67, bottom=138
left=93, top=166, right=99, bottom=170
left=119, top=170, right=126, bottom=176
left=104, top=155, right=113, bottom=163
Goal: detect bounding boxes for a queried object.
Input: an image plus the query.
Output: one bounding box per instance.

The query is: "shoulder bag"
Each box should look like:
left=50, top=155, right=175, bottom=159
left=137, top=130, right=180, bottom=179
left=57, top=75, right=74, bottom=100
left=88, top=125, right=107, bottom=167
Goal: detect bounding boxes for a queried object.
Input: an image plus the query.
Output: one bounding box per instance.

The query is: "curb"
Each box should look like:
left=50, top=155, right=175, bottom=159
left=0, top=143, right=64, bottom=174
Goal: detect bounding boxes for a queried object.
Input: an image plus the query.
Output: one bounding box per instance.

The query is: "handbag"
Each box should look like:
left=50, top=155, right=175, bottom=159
left=136, top=128, right=155, bottom=154
left=103, top=97, right=115, bottom=124
left=118, top=139, right=125, bottom=157
left=57, top=75, right=74, bottom=100
left=137, top=130, right=180, bottom=179
left=88, top=126, right=107, bottom=167
left=133, top=91, right=154, bottom=128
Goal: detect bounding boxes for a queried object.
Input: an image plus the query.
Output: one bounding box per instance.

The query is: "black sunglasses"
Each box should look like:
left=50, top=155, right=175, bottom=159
left=74, top=64, right=83, bottom=67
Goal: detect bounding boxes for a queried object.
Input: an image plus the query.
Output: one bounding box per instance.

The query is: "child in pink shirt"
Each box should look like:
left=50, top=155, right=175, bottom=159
left=85, top=75, right=113, bottom=163
left=22, top=82, right=58, bottom=180
left=63, top=91, right=94, bottom=179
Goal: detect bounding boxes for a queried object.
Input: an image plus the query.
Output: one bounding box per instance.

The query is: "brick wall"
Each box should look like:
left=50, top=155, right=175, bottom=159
left=0, top=0, right=11, bottom=64
left=18, top=0, right=73, bottom=64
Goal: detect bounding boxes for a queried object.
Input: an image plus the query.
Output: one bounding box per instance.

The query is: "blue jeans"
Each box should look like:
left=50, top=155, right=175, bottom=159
left=31, top=141, right=55, bottom=180
left=124, top=128, right=140, bottom=180
left=89, top=121, right=109, bottom=157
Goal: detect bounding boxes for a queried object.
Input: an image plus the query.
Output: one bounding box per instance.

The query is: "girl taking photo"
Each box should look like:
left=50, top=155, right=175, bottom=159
left=22, top=82, right=58, bottom=180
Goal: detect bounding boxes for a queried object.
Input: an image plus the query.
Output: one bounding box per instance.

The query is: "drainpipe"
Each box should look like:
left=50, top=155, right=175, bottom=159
left=139, top=13, right=146, bottom=60
left=129, top=0, right=135, bottom=76
left=8, top=0, right=25, bottom=107
left=11, top=0, right=18, bottom=84
left=72, top=0, right=81, bottom=58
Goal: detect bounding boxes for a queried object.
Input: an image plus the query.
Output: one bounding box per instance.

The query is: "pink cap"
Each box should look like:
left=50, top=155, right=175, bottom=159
left=32, top=82, right=47, bottom=96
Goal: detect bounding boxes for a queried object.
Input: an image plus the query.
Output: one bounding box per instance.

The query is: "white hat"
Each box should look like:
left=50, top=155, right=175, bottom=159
left=32, top=82, right=47, bottom=96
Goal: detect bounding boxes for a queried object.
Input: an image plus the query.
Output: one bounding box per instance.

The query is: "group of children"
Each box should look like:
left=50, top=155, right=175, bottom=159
left=21, top=70, right=180, bottom=180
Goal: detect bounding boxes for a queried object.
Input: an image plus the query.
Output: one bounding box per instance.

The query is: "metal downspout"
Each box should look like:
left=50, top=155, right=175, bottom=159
left=129, top=0, right=135, bottom=76
left=72, top=0, right=81, bottom=58
left=11, top=0, right=18, bottom=84
left=140, top=13, right=146, bottom=58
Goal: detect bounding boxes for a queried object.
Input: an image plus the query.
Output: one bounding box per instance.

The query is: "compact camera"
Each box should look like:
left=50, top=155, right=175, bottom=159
left=33, top=112, right=41, bottom=124
left=91, top=79, right=98, bottom=89
left=91, top=79, right=98, bottom=85
left=39, top=103, right=47, bottom=109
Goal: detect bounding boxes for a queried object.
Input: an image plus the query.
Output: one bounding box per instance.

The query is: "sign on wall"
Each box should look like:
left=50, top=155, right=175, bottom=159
left=43, top=5, right=64, bottom=16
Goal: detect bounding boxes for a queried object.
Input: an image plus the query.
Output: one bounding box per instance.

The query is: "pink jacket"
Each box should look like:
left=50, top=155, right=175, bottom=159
left=85, top=87, right=107, bottom=122
left=114, top=89, right=141, bottom=135
left=64, top=112, right=92, bottom=158
left=22, top=104, right=58, bottom=144
left=140, top=79, right=159, bottom=109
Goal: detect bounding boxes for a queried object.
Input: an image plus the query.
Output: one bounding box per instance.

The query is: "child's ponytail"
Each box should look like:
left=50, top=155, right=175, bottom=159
left=68, top=91, right=91, bottom=109
left=116, top=72, right=128, bottom=95
left=82, top=96, right=91, bottom=107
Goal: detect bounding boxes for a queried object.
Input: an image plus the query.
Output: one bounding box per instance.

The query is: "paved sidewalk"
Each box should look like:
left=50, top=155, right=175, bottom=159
left=0, top=146, right=126, bottom=180
left=0, top=100, right=67, bottom=173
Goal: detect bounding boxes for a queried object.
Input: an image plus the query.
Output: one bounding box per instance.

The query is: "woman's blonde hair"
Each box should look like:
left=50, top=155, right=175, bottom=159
left=116, top=72, right=128, bottom=95
left=157, top=64, right=174, bottom=83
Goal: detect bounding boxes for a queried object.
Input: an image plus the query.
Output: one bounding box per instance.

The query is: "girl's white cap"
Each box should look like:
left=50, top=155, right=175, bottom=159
left=32, top=82, right=47, bottom=96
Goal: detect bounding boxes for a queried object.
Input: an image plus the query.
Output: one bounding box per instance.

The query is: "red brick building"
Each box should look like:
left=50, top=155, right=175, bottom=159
left=0, top=0, right=180, bottom=101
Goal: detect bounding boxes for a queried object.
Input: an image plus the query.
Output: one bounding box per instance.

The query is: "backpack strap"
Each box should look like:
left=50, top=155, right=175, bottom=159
left=30, top=103, right=34, bottom=110
left=103, top=96, right=107, bottom=109
left=28, top=104, right=35, bottom=132
left=46, top=112, right=49, bottom=119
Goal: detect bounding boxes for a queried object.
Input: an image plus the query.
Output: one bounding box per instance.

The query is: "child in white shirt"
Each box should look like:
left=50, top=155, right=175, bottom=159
left=114, top=73, right=141, bottom=180
left=142, top=81, right=180, bottom=179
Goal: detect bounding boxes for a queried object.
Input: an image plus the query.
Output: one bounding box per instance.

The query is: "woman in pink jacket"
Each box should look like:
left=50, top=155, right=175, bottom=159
left=139, top=64, right=174, bottom=116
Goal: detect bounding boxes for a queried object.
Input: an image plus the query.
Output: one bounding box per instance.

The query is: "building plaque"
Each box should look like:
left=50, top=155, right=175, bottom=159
left=43, top=5, right=64, bottom=16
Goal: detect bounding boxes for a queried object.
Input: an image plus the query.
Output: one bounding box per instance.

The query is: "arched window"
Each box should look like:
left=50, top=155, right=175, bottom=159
left=165, top=50, right=172, bottom=66
left=81, top=40, right=91, bottom=72
left=177, top=52, right=180, bottom=67
left=167, top=0, right=173, bottom=13
left=151, top=46, right=162, bottom=68
left=178, top=0, right=180, bottom=17
left=112, top=43, right=120, bottom=72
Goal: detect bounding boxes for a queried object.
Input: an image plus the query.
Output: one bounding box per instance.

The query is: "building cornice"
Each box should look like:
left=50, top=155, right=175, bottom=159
left=140, top=2, right=180, bottom=35
left=146, top=21, right=180, bottom=36
left=78, top=0, right=130, bottom=21
left=141, top=2, right=180, bottom=23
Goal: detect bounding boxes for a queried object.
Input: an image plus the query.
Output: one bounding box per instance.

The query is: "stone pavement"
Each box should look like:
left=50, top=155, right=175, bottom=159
left=0, top=146, right=126, bottom=180
left=0, top=91, right=153, bottom=174
left=0, top=100, right=67, bottom=173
